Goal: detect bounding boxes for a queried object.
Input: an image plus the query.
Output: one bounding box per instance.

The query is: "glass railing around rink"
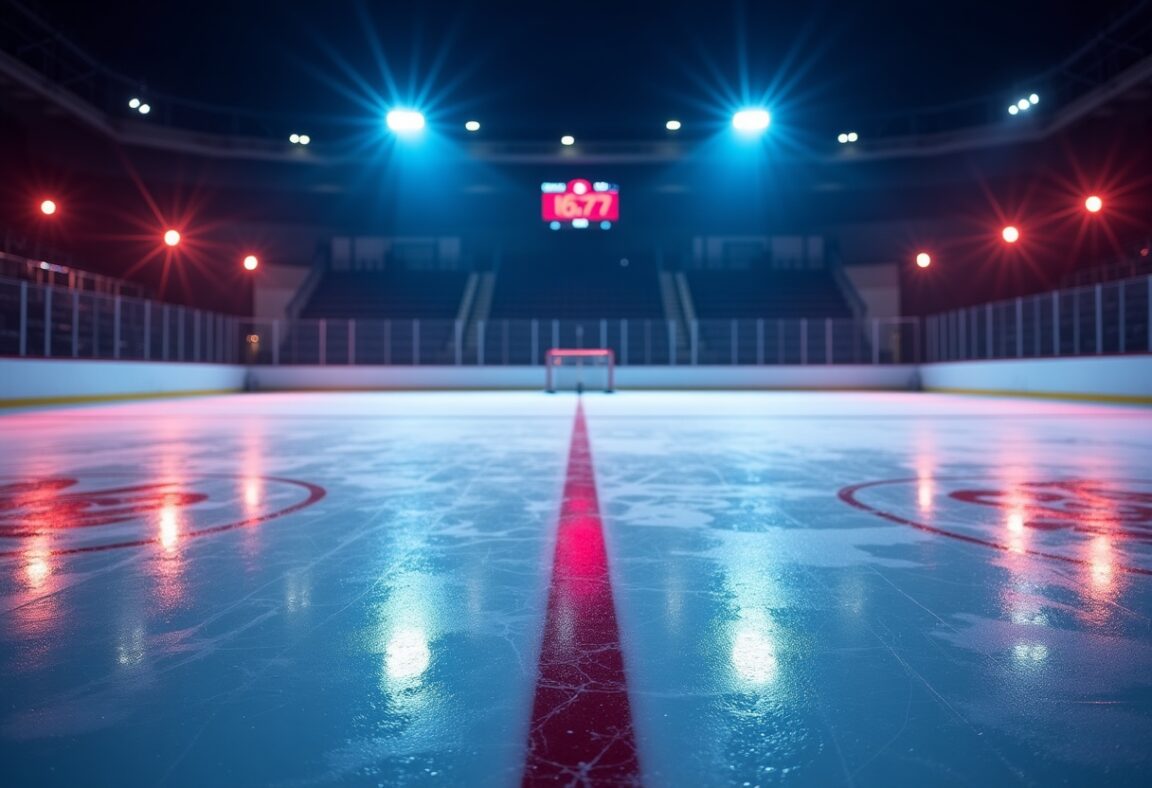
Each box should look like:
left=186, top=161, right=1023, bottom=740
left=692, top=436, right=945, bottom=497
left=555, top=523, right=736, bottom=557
left=234, top=317, right=922, bottom=366
left=925, top=274, right=1152, bottom=362
left=0, top=275, right=240, bottom=363
left=5, top=272, right=1149, bottom=368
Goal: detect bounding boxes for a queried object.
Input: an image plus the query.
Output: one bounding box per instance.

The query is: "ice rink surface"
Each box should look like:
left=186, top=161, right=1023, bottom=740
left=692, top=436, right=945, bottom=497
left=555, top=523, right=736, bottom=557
left=2, top=391, right=1151, bottom=786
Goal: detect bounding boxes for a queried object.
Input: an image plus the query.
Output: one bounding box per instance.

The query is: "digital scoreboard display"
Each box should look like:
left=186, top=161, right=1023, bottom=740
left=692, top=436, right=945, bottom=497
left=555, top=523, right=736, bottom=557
left=541, top=179, right=619, bottom=229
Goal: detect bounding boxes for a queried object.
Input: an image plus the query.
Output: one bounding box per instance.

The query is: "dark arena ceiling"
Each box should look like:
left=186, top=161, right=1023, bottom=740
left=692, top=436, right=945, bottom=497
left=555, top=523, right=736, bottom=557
left=16, top=0, right=1146, bottom=141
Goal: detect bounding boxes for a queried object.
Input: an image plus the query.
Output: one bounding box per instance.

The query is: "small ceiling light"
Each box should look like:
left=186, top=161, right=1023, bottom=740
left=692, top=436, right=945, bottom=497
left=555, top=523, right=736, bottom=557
left=847, top=131, right=858, bottom=142
left=298, top=134, right=310, bottom=145
left=1002, top=226, right=1020, bottom=244
left=837, top=133, right=848, bottom=144
left=1017, top=99, right=1030, bottom=110
left=128, top=97, right=141, bottom=109
left=138, top=103, right=151, bottom=115
left=1008, top=105, right=1019, bottom=115
left=1029, top=93, right=1039, bottom=104
left=560, top=135, right=575, bottom=146
left=915, top=252, right=931, bottom=268
left=163, top=229, right=181, bottom=247
left=40, top=199, right=57, bottom=216
left=465, top=120, right=481, bottom=132
left=289, top=134, right=300, bottom=143
left=665, top=119, right=682, bottom=131
left=243, top=255, right=259, bottom=271
left=1085, top=195, right=1103, bottom=213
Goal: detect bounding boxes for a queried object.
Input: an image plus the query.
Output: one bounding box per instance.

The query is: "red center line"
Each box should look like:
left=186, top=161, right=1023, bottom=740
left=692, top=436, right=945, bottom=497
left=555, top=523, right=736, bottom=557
left=522, top=402, right=641, bottom=786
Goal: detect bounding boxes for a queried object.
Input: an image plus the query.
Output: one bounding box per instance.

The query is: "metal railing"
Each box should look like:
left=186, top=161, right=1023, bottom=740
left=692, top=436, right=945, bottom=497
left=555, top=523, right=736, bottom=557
left=0, top=251, right=152, bottom=299
left=0, top=276, right=240, bottom=363
left=926, top=275, right=1152, bottom=362
left=235, top=317, right=921, bottom=366
left=4, top=272, right=1150, bottom=370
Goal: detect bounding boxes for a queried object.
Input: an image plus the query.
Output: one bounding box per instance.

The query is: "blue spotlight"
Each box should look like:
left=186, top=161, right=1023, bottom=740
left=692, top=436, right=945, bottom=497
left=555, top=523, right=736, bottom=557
left=386, top=109, right=426, bottom=133
left=732, top=108, right=771, bottom=133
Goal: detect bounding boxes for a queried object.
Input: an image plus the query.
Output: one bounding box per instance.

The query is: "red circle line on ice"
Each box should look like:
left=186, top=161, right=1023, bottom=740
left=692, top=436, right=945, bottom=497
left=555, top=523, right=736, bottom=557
left=0, top=474, right=326, bottom=557
left=838, top=477, right=1152, bottom=577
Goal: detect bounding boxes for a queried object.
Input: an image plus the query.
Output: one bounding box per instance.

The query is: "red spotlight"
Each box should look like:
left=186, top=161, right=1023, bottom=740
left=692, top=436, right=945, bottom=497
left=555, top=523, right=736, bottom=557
left=163, top=229, right=181, bottom=247
left=243, top=254, right=259, bottom=271
left=39, top=199, right=57, bottom=216
left=1084, top=195, right=1103, bottom=214
left=1001, top=225, right=1020, bottom=244
left=915, top=252, right=931, bottom=268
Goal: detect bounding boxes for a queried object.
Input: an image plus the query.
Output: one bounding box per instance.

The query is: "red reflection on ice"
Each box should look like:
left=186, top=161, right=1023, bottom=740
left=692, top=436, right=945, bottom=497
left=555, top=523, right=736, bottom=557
left=950, top=481, right=1152, bottom=542
left=0, top=478, right=207, bottom=536
left=522, top=403, right=640, bottom=786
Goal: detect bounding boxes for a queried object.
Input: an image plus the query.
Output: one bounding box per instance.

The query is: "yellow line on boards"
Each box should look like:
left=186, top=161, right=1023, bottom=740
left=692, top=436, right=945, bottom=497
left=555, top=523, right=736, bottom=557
left=0, top=389, right=241, bottom=409
left=925, top=387, right=1152, bottom=405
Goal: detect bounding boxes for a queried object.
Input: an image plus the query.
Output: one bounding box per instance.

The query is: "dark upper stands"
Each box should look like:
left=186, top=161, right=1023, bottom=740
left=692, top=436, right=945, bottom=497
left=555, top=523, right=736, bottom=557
left=488, top=253, right=662, bottom=319
left=300, top=270, right=468, bottom=320
left=688, top=269, right=853, bottom=319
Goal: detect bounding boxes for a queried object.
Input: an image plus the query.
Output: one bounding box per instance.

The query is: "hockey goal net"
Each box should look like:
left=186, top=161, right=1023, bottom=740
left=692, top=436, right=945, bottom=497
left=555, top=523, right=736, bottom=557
left=545, top=349, right=615, bottom=393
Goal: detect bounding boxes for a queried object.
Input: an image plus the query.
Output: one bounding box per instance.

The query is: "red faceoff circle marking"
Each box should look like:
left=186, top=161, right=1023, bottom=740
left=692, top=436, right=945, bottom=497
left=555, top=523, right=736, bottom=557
left=839, top=477, right=1152, bottom=576
left=0, top=475, right=326, bottom=557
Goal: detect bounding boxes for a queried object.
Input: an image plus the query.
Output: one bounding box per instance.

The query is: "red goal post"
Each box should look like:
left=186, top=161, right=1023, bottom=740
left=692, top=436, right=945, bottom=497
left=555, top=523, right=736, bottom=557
left=545, top=348, right=615, bottom=393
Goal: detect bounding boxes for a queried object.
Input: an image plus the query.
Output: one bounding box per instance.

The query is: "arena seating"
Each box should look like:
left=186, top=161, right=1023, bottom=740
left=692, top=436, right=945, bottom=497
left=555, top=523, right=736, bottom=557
left=488, top=253, right=663, bottom=319
left=292, top=270, right=470, bottom=364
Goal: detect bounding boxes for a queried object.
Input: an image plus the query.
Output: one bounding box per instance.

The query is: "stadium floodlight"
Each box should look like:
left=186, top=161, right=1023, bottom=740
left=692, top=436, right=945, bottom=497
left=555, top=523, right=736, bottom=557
left=39, top=199, right=57, bottom=216
left=386, top=109, right=426, bottom=133
left=1001, top=225, right=1020, bottom=244
left=129, top=97, right=141, bottom=109
left=1017, top=99, right=1030, bottom=110
left=1029, top=93, right=1039, bottom=104
left=298, top=134, right=310, bottom=145
left=138, top=103, right=151, bottom=115
left=289, top=134, right=300, bottom=143
left=163, top=229, right=181, bottom=247
left=243, top=255, right=259, bottom=271
left=837, top=133, right=848, bottom=144
left=915, top=252, right=931, bottom=268
left=1085, top=195, right=1103, bottom=213
left=1008, top=105, right=1019, bottom=115
left=732, top=108, right=771, bottom=133
left=665, top=119, right=682, bottom=131
left=560, top=135, right=575, bottom=145
left=465, top=120, right=481, bottom=132
left=847, top=131, right=858, bottom=142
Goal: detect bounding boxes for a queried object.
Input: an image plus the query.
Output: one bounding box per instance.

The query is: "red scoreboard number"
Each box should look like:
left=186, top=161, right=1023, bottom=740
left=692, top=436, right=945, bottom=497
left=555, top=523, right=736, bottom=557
left=541, top=179, right=619, bottom=225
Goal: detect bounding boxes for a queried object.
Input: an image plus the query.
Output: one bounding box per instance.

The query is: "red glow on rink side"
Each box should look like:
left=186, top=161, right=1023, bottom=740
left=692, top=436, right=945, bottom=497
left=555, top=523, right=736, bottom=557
left=522, top=403, right=640, bottom=785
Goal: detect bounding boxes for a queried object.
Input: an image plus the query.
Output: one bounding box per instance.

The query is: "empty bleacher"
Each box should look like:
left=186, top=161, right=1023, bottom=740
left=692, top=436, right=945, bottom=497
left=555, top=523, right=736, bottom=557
left=488, top=254, right=662, bottom=320
left=685, top=268, right=864, bottom=363
left=292, top=270, right=470, bottom=364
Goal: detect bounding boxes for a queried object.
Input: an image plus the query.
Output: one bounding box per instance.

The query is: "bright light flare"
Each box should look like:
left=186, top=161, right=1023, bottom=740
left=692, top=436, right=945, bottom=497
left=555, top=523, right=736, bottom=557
left=243, top=255, right=259, bottom=271
left=163, top=229, right=181, bottom=247
left=665, top=119, right=681, bottom=131
left=732, top=108, right=771, bottom=132
left=386, top=109, right=426, bottom=133
left=916, top=252, right=932, bottom=268
left=39, top=199, right=57, bottom=216
left=1002, top=226, right=1020, bottom=244
left=560, top=135, right=575, bottom=146
left=464, top=120, right=480, bottom=132
left=1084, top=195, right=1103, bottom=213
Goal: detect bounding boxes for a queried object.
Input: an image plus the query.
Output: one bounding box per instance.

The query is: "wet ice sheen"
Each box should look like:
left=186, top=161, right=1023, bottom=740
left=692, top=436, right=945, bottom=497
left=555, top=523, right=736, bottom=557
left=2, top=391, right=1152, bottom=786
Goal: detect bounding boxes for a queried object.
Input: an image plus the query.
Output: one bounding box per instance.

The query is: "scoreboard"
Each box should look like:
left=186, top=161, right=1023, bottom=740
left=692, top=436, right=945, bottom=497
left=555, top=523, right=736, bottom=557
left=541, top=179, right=619, bottom=229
